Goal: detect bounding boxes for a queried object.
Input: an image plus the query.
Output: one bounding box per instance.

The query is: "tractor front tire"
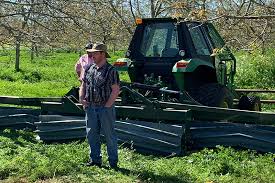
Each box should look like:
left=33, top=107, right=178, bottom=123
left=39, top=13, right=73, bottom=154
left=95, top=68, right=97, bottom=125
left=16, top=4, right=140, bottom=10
left=238, top=95, right=261, bottom=111
left=191, top=83, right=233, bottom=108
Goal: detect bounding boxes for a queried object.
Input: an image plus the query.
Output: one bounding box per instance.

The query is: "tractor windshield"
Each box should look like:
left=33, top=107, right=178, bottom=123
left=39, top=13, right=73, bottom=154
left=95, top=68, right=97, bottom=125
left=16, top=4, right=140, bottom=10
left=139, top=22, right=179, bottom=57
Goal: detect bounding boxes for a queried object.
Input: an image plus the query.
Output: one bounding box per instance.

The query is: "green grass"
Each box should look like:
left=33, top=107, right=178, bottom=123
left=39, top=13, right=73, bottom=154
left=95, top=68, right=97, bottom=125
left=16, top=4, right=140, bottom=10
left=0, top=49, right=129, bottom=97
left=0, top=129, right=274, bottom=183
left=234, top=49, right=275, bottom=111
left=0, top=49, right=275, bottom=182
left=234, top=49, right=275, bottom=89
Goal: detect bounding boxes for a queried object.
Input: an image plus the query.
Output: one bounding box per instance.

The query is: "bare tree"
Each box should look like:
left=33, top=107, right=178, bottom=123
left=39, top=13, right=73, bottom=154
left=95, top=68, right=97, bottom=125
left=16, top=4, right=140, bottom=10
left=0, top=0, right=90, bottom=71
left=170, top=0, right=275, bottom=52
left=1, top=0, right=274, bottom=63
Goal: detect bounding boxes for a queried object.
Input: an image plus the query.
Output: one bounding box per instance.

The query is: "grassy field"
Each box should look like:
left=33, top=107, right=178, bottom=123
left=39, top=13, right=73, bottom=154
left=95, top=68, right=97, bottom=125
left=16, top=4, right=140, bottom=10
left=234, top=49, right=275, bottom=111
left=0, top=49, right=128, bottom=97
left=0, top=129, right=274, bottom=183
left=234, top=49, right=275, bottom=90
left=0, top=49, right=275, bottom=182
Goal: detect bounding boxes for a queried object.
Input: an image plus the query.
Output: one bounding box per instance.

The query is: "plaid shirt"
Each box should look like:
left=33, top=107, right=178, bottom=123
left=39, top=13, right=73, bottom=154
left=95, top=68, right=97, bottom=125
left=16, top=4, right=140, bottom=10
left=83, top=62, right=120, bottom=106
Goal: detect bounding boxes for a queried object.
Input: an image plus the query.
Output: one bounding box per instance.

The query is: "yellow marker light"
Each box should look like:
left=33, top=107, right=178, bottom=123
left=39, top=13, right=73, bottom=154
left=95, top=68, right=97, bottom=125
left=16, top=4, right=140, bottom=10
left=135, top=18, right=143, bottom=25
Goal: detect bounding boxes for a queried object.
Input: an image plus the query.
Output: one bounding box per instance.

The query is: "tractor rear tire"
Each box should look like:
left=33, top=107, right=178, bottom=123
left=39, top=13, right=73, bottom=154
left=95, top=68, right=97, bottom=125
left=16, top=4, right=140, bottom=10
left=238, top=95, right=261, bottom=111
left=191, top=83, right=233, bottom=108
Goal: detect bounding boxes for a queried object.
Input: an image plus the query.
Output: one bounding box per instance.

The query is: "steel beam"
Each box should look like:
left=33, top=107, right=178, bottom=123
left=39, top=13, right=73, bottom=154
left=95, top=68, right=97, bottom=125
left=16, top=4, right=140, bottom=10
left=158, top=102, right=275, bottom=125
left=0, top=96, right=62, bottom=106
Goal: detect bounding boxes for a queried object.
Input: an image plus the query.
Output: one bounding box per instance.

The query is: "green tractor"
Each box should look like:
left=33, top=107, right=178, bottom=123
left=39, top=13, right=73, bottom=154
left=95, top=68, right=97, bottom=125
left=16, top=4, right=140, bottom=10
left=3, top=17, right=272, bottom=155
left=114, top=18, right=260, bottom=110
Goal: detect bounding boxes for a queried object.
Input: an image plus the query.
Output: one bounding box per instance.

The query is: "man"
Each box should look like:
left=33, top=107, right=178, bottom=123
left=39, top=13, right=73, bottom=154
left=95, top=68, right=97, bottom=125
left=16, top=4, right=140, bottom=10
left=79, top=43, right=120, bottom=169
left=75, top=43, right=94, bottom=81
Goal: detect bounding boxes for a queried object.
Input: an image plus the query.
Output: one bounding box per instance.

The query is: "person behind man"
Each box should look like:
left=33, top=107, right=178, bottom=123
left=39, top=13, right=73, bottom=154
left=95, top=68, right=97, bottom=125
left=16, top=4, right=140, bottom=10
left=79, top=42, right=120, bottom=169
left=75, top=43, right=94, bottom=81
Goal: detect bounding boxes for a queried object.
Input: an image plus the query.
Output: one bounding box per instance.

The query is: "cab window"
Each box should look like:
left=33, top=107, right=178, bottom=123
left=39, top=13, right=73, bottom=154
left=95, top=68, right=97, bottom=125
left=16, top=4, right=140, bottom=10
left=140, top=22, right=179, bottom=57
left=187, top=23, right=211, bottom=56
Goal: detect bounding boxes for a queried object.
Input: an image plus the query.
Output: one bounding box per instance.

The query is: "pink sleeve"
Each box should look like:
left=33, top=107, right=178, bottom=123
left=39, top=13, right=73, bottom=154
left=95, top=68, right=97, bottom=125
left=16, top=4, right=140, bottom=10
left=75, top=57, right=82, bottom=77
left=80, top=68, right=85, bottom=82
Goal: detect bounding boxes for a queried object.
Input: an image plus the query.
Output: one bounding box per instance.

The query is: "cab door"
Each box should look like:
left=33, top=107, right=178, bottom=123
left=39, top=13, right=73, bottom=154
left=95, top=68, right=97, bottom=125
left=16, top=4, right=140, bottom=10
left=204, top=23, right=236, bottom=87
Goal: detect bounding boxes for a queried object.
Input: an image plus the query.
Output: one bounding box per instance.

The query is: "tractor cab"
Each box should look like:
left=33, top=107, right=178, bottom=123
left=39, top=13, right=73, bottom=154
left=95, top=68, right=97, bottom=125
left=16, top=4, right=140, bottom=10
left=115, top=18, right=238, bottom=108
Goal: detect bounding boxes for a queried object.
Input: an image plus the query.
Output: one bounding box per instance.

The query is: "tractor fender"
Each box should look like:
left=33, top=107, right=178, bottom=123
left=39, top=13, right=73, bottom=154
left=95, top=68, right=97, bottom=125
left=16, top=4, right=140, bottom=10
left=172, top=58, right=215, bottom=73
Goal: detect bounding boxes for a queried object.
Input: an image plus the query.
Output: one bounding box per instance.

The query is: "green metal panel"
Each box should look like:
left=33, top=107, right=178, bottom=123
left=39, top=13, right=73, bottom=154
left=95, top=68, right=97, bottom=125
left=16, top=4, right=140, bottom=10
left=41, top=97, right=84, bottom=115
left=0, top=106, right=41, bottom=116
left=189, top=121, right=275, bottom=153
left=159, top=102, right=275, bottom=125
left=114, top=120, right=184, bottom=155
left=116, top=106, right=192, bottom=123
left=0, top=114, right=37, bottom=130
left=36, top=115, right=185, bottom=155
left=0, top=96, right=62, bottom=106
left=36, top=112, right=275, bottom=154
left=41, top=101, right=192, bottom=123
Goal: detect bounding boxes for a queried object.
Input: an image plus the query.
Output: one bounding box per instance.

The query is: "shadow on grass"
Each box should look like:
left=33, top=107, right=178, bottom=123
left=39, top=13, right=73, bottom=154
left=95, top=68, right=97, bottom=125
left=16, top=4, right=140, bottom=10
left=127, top=167, right=191, bottom=183
left=0, top=129, right=37, bottom=145
left=136, top=170, right=192, bottom=183
left=97, top=165, right=192, bottom=183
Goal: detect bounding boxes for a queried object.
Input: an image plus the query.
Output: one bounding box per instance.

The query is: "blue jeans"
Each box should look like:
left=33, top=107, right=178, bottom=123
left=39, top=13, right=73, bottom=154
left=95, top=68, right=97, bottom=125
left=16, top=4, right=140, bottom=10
left=85, top=105, right=118, bottom=166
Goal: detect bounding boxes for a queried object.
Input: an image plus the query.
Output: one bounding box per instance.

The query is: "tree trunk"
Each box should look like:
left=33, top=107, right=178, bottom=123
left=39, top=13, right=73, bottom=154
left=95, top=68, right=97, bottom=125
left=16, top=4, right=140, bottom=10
left=31, top=43, right=34, bottom=62
left=35, top=45, right=38, bottom=57
left=15, top=36, right=21, bottom=72
left=31, top=43, right=38, bottom=60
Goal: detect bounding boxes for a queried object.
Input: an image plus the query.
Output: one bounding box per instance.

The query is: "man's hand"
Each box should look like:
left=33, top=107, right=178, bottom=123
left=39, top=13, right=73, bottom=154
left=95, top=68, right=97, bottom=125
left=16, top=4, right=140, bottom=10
left=80, top=99, right=90, bottom=109
left=79, top=78, right=87, bottom=109
left=104, top=84, right=120, bottom=108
